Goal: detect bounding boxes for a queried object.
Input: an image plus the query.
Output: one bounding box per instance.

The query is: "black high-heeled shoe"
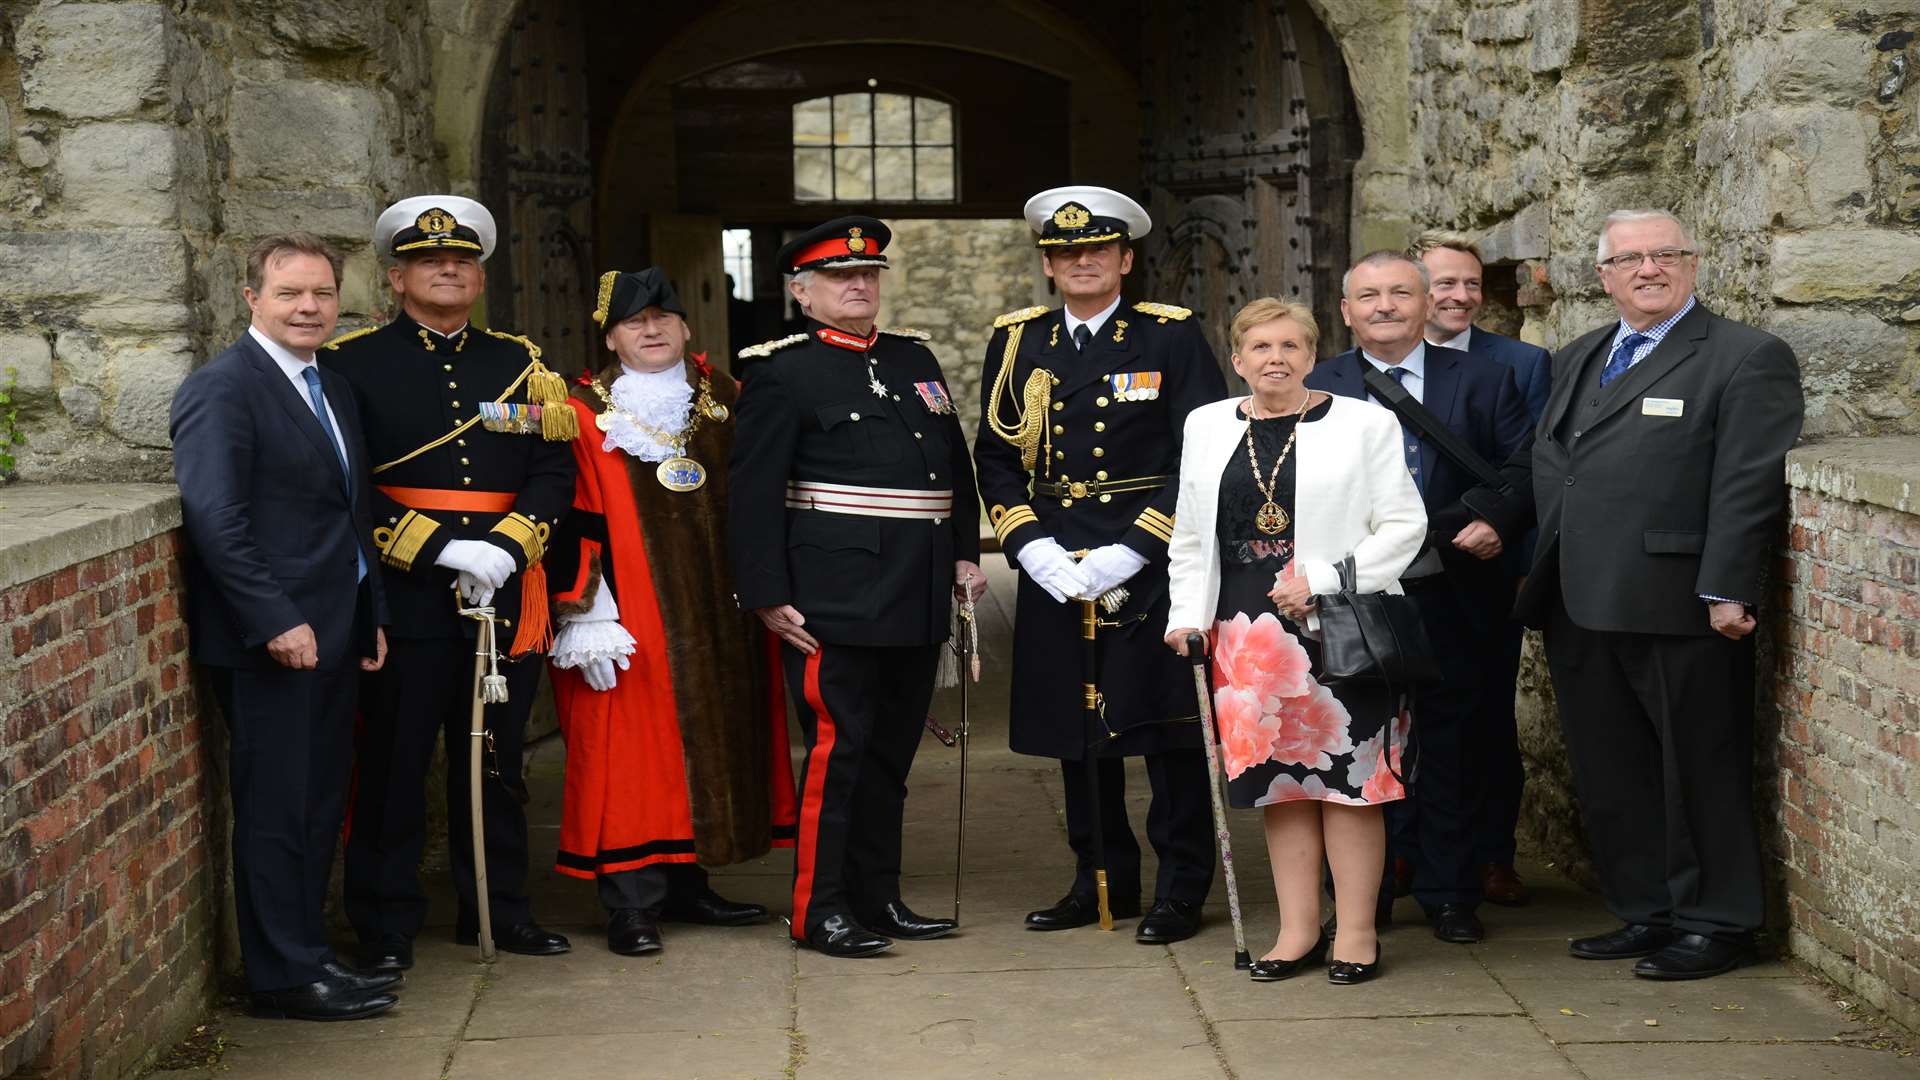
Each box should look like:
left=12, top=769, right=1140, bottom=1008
left=1249, top=931, right=1329, bottom=982
left=1327, top=944, right=1382, bottom=985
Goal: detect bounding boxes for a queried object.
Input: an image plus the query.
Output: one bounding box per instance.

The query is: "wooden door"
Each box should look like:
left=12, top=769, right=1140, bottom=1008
left=480, top=0, right=597, bottom=375
left=1138, top=1, right=1361, bottom=371
left=649, top=214, right=730, bottom=371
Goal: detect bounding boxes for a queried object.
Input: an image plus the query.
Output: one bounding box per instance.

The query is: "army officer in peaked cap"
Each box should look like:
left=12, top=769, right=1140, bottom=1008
left=976, top=186, right=1228, bottom=943
left=322, top=195, right=576, bottom=971
left=727, top=216, right=985, bottom=958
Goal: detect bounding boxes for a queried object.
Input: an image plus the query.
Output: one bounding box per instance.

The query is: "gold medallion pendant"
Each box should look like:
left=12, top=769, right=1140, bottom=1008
left=595, top=410, right=616, bottom=432
left=656, top=456, right=707, bottom=492
left=1254, top=501, right=1289, bottom=536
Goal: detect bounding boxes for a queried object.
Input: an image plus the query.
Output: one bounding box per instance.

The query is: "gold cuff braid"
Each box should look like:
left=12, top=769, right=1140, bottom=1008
left=378, top=510, right=439, bottom=570
left=489, top=512, right=545, bottom=564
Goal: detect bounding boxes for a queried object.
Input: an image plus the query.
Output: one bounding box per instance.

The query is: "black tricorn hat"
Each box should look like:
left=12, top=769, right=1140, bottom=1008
left=776, top=216, right=892, bottom=273
left=593, top=266, right=687, bottom=327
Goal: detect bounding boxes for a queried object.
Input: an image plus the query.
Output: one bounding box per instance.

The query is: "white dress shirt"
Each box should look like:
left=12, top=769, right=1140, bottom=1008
left=1429, top=326, right=1472, bottom=352
left=1063, top=294, right=1123, bottom=347
left=1361, top=340, right=1428, bottom=404
left=249, top=324, right=345, bottom=441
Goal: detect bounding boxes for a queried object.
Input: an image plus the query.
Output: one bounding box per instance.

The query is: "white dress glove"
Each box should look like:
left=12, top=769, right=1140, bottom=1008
left=436, top=539, right=517, bottom=590
left=1074, top=543, right=1149, bottom=601
left=1015, top=537, right=1091, bottom=604
left=550, top=580, right=637, bottom=693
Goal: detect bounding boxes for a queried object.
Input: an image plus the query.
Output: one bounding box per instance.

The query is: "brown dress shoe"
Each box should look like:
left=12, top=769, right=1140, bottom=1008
left=1481, top=864, right=1531, bottom=906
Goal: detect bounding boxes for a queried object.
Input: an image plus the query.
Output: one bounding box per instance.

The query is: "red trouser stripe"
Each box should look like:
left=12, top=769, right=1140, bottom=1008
left=791, top=648, right=836, bottom=938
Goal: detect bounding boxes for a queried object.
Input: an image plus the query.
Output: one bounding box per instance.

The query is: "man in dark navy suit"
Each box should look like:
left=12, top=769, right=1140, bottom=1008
left=171, top=234, right=399, bottom=1021
left=1414, top=231, right=1553, bottom=907
left=1304, top=250, right=1531, bottom=945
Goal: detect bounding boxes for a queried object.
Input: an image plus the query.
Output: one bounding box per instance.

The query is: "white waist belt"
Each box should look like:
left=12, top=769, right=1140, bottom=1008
left=785, top=480, right=954, bottom=520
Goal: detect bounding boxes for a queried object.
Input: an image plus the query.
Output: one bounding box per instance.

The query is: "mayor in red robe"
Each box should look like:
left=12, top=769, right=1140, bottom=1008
left=546, top=267, right=797, bottom=955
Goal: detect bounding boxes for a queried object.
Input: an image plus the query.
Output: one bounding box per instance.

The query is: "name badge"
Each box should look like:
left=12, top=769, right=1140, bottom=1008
left=1642, top=397, right=1684, bottom=417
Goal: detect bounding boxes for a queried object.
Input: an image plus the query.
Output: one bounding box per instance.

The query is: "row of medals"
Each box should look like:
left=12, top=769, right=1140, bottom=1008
left=592, top=378, right=728, bottom=492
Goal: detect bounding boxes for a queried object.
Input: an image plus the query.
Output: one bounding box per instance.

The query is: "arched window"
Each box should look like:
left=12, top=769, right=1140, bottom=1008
left=792, top=91, right=956, bottom=203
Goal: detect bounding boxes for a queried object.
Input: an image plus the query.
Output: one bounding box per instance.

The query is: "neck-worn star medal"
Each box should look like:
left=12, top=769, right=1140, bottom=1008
left=867, top=358, right=888, bottom=398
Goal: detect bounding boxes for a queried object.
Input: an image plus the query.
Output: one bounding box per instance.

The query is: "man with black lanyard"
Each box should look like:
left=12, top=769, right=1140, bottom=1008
left=728, top=216, right=984, bottom=958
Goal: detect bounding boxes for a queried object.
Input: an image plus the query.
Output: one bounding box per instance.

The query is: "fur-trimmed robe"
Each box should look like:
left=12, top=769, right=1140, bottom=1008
left=547, top=360, right=797, bottom=877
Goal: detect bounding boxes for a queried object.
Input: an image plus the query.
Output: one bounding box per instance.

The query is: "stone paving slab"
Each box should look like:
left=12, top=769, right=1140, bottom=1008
left=1502, top=973, right=1877, bottom=1044
left=794, top=966, right=1223, bottom=1079
left=198, top=1035, right=455, bottom=1079
left=214, top=939, right=483, bottom=1047
left=1567, top=1041, right=1920, bottom=1080
left=1213, top=1015, right=1582, bottom=1079
left=448, top=1030, right=793, bottom=1080
left=795, top=912, right=1166, bottom=979
left=1471, top=934, right=1799, bottom=980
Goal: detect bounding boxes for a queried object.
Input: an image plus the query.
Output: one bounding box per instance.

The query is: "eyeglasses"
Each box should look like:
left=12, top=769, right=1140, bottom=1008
left=1597, top=248, right=1694, bottom=271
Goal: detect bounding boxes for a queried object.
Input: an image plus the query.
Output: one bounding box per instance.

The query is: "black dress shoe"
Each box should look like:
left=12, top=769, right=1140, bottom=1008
left=1249, top=931, right=1328, bottom=982
left=1135, top=899, right=1202, bottom=945
left=661, top=887, right=768, bottom=927
left=1024, top=892, right=1142, bottom=931
left=607, top=909, right=663, bottom=955
left=859, top=900, right=957, bottom=940
left=805, top=913, right=892, bottom=958
left=321, top=960, right=402, bottom=992
left=1631, top=932, right=1753, bottom=980
left=1568, top=923, right=1674, bottom=960
left=457, top=921, right=572, bottom=956
left=1431, top=903, right=1485, bottom=944
left=360, top=939, right=413, bottom=973
left=1327, top=945, right=1382, bottom=985
left=249, top=976, right=397, bottom=1022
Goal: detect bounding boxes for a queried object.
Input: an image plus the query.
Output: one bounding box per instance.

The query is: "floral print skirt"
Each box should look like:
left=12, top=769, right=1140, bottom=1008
left=1211, top=611, right=1407, bottom=809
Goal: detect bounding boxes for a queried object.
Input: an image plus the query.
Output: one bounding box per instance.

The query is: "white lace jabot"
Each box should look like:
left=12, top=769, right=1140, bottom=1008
left=602, top=361, right=693, bottom=462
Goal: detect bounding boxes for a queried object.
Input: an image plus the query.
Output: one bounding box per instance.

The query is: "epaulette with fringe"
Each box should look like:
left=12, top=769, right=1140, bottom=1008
left=993, top=305, right=1049, bottom=329
left=1133, top=301, right=1193, bottom=322
left=881, top=327, right=931, bottom=341
left=483, top=328, right=577, bottom=441
left=737, top=333, right=807, bottom=359
left=321, top=325, right=379, bottom=350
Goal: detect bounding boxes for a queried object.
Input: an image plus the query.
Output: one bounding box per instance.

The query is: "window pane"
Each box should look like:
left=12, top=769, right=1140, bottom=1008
left=915, top=146, right=954, bottom=200
left=832, top=93, right=871, bottom=147
left=793, top=148, right=833, bottom=201
left=834, top=147, right=873, bottom=200
left=792, top=97, right=831, bottom=147
left=875, top=146, right=913, bottom=200
left=916, top=99, right=953, bottom=145
left=873, top=94, right=914, bottom=145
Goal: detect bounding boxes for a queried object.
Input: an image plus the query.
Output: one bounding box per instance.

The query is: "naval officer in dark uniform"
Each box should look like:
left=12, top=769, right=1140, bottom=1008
left=728, top=216, right=984, bottom=957
left=322, top=196, right=576, bottom=970
left=975, top=187, right=1228, bottom=943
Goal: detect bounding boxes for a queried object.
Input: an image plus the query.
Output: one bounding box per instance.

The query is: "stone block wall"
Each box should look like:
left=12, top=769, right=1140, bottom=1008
left=1775, top=439, right=1920, bottom=1034
left=0, top=486, right=215, bottom=1079
left=0, top=0, right=444, bottom=484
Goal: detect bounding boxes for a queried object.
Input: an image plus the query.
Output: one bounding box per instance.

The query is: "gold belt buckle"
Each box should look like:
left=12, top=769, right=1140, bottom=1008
left=1068, top=481, right=1090, bottom=499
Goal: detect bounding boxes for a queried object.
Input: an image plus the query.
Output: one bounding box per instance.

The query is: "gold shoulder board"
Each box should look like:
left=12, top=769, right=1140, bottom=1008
left=321, top=325, right=379, bottom=351
left=483, top=327, right=544, bottom=361
left=737, top=333, right=808, bottom=359
left=881, top=327, right=931, bottom=341
left=1133, top=301, right=1192, bottom=322
left=993, top=305, right=1049, bottom=329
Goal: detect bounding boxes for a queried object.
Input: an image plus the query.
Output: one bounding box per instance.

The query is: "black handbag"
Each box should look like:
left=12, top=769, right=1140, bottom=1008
left=1314, top=555, right=1441, bottom=686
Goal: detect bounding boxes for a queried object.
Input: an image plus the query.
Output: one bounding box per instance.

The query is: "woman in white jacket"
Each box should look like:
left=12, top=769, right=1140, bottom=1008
left=1164, top=299, right=1425, bottom=985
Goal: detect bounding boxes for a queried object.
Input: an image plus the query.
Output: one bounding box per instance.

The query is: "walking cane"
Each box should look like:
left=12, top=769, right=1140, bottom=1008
left=1187, top=633, right=1251, bottom=969
left=1079, top=598, right=1115, bottom=931
left=951, top=594, right=979, bottom=925
left=459, top=603, right=510, bottom=963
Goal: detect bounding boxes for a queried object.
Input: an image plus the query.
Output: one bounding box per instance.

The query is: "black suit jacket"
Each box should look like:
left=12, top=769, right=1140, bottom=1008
left=1466, top=327, right=1553, bottom=425
left=1306, top=345, right=1531, bottom=596
left=171, top=332, right=386, bottom=670
left=1501, top=303, right=1803, bottom=636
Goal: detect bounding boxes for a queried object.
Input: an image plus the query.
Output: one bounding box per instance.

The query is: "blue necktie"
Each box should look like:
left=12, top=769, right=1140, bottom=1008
left=302, top=367, right=367, bottom=582
left=1386, top=367, right=1422, bottom=492
left=1599, top=332, right=1651, bottom=388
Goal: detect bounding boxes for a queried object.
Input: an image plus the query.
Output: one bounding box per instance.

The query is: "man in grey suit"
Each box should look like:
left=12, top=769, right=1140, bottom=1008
left=171, top=234, right=400, bottom=1020
left=1483, top=210, right=1803, bottom=980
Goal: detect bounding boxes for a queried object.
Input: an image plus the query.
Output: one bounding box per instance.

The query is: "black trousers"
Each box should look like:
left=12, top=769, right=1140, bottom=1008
left=1475, top=615, right=1528, bottom=867
left=783, top=641, right=939, bottom=938
left=344, top=636, right=540, bottom=945
left=1544, top=600, right=1763, bottom=939
left=208, top=663, right=356, bottom=992
left=1059, top=749, right=1214, bottom=907
left=598, top=862, right=710, bottom=914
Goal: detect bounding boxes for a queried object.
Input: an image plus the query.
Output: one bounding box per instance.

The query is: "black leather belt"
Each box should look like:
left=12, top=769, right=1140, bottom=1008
left=1030, top=474, right=1169, bottom=500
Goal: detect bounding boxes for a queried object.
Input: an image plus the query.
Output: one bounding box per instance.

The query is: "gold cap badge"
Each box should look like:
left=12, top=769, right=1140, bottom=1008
left=416, top=208, right=457, bottom=234
left=846, top=226, right=867, bottom=253
left=1052, top=204, right=1091, bottom=229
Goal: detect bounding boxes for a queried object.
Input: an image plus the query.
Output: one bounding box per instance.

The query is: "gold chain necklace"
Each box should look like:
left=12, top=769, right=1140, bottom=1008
left=1244, top=394, right=1311, bottom=535
left=590, top=372, right=730, bottom=492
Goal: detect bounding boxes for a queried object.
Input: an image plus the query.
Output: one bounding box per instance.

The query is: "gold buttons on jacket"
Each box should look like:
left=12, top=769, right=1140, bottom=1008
left=462, top=476, right=472, bottom=485
left=448, top=381, right=458, bottom=389
left=1055, top=450, right=1065, bottom=460
left=1094, top=421, right=1106, bottom=432
left=442, top=364, right=453, bottom=372
left=1096, top=470, right=1109, bottom=480
left=1052, top=401, right=1064, bottom=411
left=1092, top=447, right=1105, bottom=457
left=451, top=400, right=461, bottom=408
left=1052, top=424, right=1064, bottom=435
left=1096, top=396, right=1109, bottom=407
left=460, top=457, right=470, bottom=465
left=461, top=515, right=471, bottom=525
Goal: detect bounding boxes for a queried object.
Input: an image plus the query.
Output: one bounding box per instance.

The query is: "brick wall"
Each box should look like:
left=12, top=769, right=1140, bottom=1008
left=1, top=495, right=217, bottom=1079
left=1775, top=440, right=1920, bottom=1034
